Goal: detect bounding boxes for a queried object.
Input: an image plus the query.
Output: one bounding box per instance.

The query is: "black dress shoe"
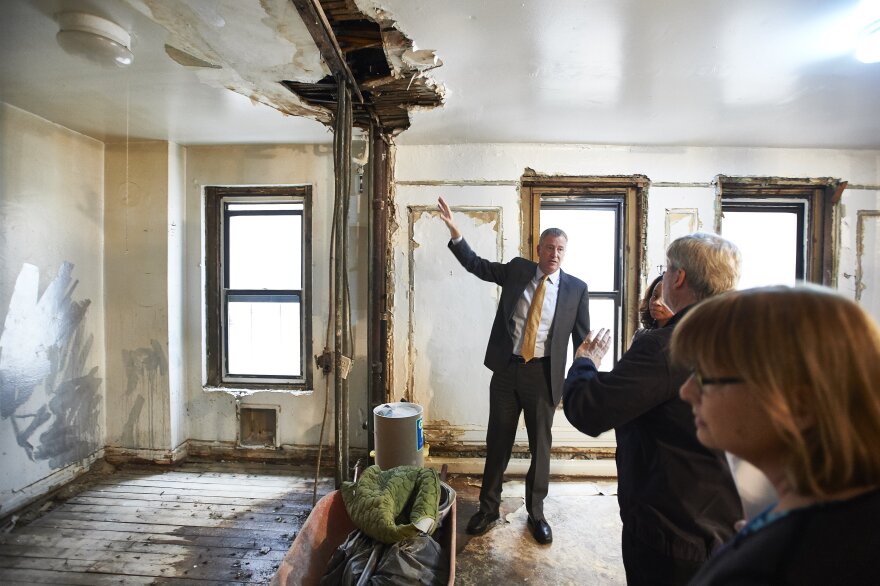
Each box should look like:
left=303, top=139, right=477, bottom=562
left=527, top=516, right=553, bottom=544
left=466, top=510, right=500, bottom=535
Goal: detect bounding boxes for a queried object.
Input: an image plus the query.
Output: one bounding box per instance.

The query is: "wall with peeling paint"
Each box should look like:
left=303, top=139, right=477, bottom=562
left=392, top=143, right=880, bottom=454
left=0, top=103, right=106, bottom=513
left=183, top=144, right=370, bottom=451
left=838, top=188, right=880, bottom=320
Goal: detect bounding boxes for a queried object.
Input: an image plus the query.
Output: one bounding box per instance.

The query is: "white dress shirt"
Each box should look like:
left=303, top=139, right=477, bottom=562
left=512, top=267, right=559, bottom=358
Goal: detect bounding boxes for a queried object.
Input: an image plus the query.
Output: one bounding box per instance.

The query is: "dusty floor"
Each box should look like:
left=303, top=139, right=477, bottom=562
left=0, top=462, right=624, bottom=585
left=448, top=475, right=625, bottom=585
left=0, top=461, right=334, bottom=584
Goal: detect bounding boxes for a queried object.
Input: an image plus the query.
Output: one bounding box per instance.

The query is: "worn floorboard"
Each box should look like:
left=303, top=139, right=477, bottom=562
left=0, top=462, right=333, bottom=585
left=2, top=461, right=626, bottom=585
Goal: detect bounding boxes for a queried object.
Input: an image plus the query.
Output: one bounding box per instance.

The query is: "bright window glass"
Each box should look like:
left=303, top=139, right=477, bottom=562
left=540, top=208, right=616, bottom=291
left=541, top=205, right=620, bottom=370
left=227, top=299, right=301, bottom=376
left=228, top=214, right=302, bottom=290
left=722, top=211, right=799, bottom=288
left=578, top=297, right=615, bottom=373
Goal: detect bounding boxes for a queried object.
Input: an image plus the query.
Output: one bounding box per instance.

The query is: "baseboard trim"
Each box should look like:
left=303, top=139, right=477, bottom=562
left=104, top=443, right=188, bottom=465
left=0, top=448, right=104, bottom=518
left=186, top=440, right=368, bottom=467
left=425, top=456, right=618, bottom=477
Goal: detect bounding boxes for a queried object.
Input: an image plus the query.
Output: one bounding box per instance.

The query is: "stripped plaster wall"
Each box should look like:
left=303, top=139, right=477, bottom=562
left=392, top=143, right=880, bottom=455
left=404, top=199, right=505, bottom=429
left=104, top=141, right=180, bottom=459
left=184, top=144, right=370, bottom=451
left=839, top=188, right=880, bottom=318
left=0, top=103, right=106, bottom=513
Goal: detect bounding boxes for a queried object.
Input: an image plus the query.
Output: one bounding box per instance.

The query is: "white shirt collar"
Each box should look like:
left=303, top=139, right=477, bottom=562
left=535, top=267, right=561, bottom=283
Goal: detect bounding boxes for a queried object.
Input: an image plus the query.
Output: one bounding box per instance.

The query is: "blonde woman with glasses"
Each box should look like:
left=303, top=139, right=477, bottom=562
left=672, top=285, right=880, bottom=585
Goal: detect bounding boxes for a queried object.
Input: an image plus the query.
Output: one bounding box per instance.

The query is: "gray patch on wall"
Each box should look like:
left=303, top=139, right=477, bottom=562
left=0, top=262, right=101, bottom=467
left=121, top=395, right=146, bottom=448
left=121, top=340, right=168, bottom=446
left=123, top=340, right=168, bottom=396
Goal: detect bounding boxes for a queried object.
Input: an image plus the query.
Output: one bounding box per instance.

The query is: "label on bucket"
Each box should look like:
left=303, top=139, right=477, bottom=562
left=417, top=417, right=424, bottom=450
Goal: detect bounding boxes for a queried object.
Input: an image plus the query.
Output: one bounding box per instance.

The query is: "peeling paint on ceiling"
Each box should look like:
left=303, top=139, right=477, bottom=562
left=128, top=0, right=333, bottom=122
left=126, top=0, right=446, bottom=134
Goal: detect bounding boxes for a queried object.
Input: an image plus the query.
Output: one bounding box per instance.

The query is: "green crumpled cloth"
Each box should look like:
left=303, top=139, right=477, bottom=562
left=341, top=465, right=440, bottom=544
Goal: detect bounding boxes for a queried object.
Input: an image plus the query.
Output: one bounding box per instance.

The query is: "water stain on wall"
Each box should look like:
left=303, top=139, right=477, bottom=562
left=0, top=262, right=101, bottom=467
left=120, top=395, right=146, bottom=448
left=121, top=340, right=168, bottom=447
left=123, top=340, right=168, bottom=396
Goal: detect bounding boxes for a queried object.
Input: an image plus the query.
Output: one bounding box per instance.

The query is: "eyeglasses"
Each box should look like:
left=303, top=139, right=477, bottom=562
left=691, top=369, right=744, bottom=395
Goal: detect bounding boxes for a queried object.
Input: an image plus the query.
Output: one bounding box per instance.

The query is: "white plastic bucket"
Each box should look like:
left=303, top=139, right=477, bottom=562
left=373, top=402, right=424, bottom=469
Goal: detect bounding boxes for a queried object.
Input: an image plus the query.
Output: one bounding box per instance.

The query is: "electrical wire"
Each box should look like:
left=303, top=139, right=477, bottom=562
left=313, top=76, right=354, bottom=505
left=312, top=132, right=340, bottom=507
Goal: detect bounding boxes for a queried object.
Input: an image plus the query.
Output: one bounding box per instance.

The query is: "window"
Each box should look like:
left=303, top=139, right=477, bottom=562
left=540, top=202, right=622, bottom=371
left=521, top=175, right=648, bottom=370
left=721, top=203, right=805, bottom=288
left=717, top=177, right=843, bottom=288
left=205, top=186, right=312, bottom=389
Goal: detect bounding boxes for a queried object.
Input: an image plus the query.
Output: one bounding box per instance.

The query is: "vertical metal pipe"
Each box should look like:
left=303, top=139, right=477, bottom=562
left=333, top=76, right=352, bottom=486
left=367, top=124, right=390, bottom=460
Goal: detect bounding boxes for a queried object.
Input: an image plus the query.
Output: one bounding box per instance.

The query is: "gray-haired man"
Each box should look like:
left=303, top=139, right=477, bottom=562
left=563, top=233, right=744, bottom=585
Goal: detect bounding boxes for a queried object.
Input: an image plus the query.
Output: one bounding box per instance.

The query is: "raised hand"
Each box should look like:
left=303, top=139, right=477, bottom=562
left=575, top=328, right=612, bottom=367
left=437, top=196, right=461, bottom=240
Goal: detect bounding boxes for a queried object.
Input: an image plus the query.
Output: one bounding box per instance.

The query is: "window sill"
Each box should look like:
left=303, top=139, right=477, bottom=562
left=203, top=385, right=313, bottom=397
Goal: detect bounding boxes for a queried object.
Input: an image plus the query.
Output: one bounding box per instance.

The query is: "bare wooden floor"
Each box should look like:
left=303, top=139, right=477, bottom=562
left=0, top=461, right=334, bottom=585
left=1, top=461, right=624, bottom=585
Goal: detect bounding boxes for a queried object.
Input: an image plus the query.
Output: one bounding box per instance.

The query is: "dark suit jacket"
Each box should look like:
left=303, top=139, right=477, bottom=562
left=563, top=309, right=743, bottom=562
left=449, top=237, right=590, bottom=404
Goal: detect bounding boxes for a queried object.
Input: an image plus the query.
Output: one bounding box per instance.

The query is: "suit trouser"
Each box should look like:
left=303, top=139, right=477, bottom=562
left=479, top=357, right=556, bottom=521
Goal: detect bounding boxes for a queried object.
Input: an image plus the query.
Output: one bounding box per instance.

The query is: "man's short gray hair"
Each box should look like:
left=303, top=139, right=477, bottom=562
left=666, top=232, right=741, bottom=300
left=539, top=227, right=568, bottom=245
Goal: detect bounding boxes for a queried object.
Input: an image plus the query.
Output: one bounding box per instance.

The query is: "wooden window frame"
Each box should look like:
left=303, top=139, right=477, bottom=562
left=204, top=185, right=313, bottom=391
left=520, top=174, right=649, bottom=351
left=715, top=176, right=845, bottom=286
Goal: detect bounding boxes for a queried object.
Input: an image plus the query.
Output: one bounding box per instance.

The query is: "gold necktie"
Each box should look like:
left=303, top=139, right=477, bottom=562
left=520, top=275, right=548, bottom=362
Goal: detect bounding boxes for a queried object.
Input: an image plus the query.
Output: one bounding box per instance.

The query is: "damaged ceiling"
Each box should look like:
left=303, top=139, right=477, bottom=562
left=1, top=0, right=878, bottom=148
left=133, top=0, right=333, bottom=124
left=0, top=0, right=444, bottom=143
left=284, top=0, right=444, bottom=134
left=135, top=0, right=445, bottom=135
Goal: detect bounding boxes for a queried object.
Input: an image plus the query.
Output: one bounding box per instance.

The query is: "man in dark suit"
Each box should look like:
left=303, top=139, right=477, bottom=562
left=437, top=196, right=590, bottom=544
left=563, top=232, right=744, bottom=585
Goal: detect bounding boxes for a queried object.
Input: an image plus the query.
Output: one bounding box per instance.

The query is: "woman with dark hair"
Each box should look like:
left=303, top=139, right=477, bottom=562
left=632, top=275, right=674, bottom=342
left=671, top=285, right=880, bottom=585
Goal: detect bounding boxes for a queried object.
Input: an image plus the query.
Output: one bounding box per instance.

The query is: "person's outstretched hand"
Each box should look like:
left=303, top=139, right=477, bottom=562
left=575, top=329, right=612, bottom=367
left=437, top=196, right=461, bottom=240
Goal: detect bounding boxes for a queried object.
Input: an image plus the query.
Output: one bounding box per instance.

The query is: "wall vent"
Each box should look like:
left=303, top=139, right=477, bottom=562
left=237, top=406, right=279, bottom=448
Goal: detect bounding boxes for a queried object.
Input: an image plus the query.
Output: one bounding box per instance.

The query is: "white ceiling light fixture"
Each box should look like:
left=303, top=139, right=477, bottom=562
left=56, top=12, right=133, bottom=67
left=856, top=18, right=880, bottom=63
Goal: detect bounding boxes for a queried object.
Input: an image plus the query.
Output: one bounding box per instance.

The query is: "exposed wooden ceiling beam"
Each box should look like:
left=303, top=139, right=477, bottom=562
left=290, top=0, right=365, bottom=105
